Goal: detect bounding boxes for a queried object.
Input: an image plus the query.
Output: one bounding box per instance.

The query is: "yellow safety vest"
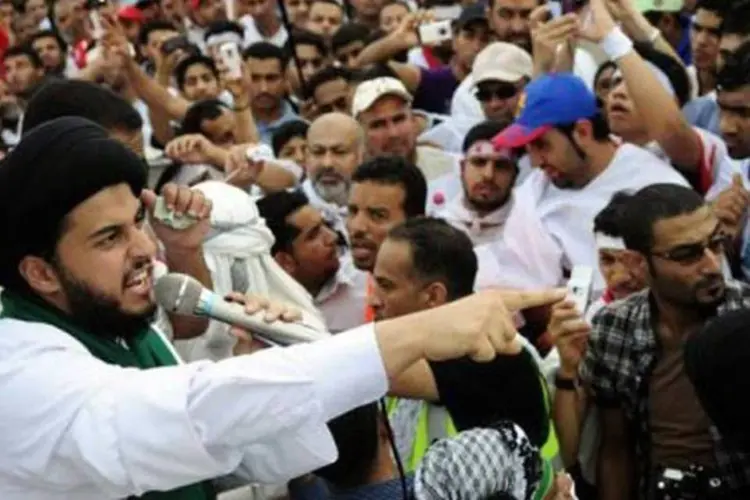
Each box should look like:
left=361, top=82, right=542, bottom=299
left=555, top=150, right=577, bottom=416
left=387, top=373, right=560, bottom=495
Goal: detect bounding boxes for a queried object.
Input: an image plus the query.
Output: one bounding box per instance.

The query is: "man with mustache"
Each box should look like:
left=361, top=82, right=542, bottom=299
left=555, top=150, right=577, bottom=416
left=0, top=116, right=568, bottom=498
left=346, top=156, right=427, bottom=275
left=439, top=121, right=519, bottom=246
left=579, top=184, right=750, bottom=500
left=258, top=190, right=370, bottom=332
left=245, top=42, right=299, bottom=145
left=352, top=77, right=462, bottom=212
left=302, top=112, right=365, bottom=241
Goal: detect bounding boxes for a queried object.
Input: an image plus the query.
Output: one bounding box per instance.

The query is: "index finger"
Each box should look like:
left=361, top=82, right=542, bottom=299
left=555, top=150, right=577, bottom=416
left=497, top=287, right=567, bottom=311
left=529, top=5, right=551, bottom=27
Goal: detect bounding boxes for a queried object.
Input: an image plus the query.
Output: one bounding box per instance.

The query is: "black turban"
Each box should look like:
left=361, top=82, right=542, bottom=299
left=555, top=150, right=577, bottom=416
left=684, top=309, right=750, bottom=450
left=0, top=116, right=147, bottom=291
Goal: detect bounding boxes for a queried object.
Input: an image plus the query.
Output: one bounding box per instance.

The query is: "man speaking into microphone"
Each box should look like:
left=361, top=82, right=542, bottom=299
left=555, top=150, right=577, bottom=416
left=0, top=117, right=565, bottom=499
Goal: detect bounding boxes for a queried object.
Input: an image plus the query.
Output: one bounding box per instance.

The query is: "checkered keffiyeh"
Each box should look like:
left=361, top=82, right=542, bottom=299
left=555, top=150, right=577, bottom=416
left=413, top=421, right=542, bottom=500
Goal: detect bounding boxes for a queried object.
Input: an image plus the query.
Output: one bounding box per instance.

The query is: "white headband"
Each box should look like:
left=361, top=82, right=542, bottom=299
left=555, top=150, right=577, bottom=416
left=205, top=32, right=243, bottom=49
left=595, top=232, right=627, bottom=251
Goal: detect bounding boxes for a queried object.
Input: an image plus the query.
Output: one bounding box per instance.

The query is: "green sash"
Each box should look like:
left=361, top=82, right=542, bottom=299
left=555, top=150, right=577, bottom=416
left=1, top=291, right=216, bottom=500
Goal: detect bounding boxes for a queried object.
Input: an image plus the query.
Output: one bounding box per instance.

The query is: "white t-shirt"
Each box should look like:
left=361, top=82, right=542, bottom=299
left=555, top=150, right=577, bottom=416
left=315, top=256, right=369, bottom=333
left=474, top=144, right=690, bottom=295
left=643, top=126, right=735, bottom=199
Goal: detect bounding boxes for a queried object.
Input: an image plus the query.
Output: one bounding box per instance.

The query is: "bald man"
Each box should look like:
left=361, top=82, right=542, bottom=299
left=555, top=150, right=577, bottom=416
left=301, top=112, right=365, bottom=241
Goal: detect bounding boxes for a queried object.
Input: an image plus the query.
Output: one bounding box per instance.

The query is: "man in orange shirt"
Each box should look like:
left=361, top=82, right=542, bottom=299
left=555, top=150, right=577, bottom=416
left=345, top=156, right=427, bottom=321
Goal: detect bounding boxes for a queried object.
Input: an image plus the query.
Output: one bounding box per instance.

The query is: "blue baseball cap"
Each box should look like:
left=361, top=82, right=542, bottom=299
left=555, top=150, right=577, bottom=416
left=492, top=73, right=599, bottom=149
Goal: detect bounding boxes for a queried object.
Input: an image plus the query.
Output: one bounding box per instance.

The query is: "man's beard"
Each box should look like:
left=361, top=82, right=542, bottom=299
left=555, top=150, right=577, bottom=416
left=462, top=181, right=511, bottom=213
left=56, top=263, right=156, bottom=341
left=313, top=169, right=350, bottom=206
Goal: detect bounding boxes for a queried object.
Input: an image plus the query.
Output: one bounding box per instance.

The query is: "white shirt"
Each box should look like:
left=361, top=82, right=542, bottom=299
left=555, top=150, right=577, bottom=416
left=0, top=319, right=386, bottom=499
left=475, top=144, right=690, bottom=295
left=407, top=47, right=431, bottom=69
left=240, top=15, right=288, bottom=48
left=315, top=256, right=369, bottom=333
left=642, top=126, right=735, bottom=199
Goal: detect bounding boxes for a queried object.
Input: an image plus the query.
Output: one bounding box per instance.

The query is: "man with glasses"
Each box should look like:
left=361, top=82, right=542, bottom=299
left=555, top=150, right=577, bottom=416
left=420, top=41, right=532, bottom=153
left=472, top=42, right=532, bottom=126
left=579, top=184, right=750, bottom=500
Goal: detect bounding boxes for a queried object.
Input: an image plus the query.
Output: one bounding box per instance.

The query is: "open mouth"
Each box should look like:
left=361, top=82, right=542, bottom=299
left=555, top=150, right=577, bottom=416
left=608, top=102, right=629, bottom=114
left=124, top=266, right=153, bottom=295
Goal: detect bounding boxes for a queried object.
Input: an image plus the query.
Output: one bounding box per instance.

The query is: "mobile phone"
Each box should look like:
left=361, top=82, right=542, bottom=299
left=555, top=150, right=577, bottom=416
left=566, top=265, right=593, bottom=314
left=418, top=19, right=452, bottom=45
left=219, top=42, right=243, bottom=80
left=161, top=36, right=191, bottom=55
left=561, top=0, right=587, bottom=14
left=245, top=144, right=274, bottom=162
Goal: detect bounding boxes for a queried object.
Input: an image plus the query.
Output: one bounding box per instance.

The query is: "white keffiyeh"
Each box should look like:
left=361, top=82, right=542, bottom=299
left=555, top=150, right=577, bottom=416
left=439, top=194, right=513, bottom=247
left=173, top=181, right=328, bottom=362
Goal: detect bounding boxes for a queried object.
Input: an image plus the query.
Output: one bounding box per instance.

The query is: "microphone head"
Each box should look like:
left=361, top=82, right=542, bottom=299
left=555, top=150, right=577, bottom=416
left=155, top=273, right=204, bottom=315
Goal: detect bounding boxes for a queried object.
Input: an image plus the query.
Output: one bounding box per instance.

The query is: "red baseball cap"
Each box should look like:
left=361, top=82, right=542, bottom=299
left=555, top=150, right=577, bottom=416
left=118, top=5, right=145, bottom=22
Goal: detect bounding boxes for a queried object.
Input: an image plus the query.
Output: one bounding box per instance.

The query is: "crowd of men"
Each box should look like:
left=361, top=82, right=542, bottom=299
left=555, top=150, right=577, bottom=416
left=1, top=0, right=750, bottom=497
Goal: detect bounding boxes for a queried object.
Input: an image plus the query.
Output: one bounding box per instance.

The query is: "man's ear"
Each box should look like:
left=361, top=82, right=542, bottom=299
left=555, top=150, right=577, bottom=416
left=18, top=255, right=62, bottom=295
left=573, top=118, right=595, bottom=143
left=274, top=251, right=297, bottom=276
left=422, top=281, right=448, bottom=309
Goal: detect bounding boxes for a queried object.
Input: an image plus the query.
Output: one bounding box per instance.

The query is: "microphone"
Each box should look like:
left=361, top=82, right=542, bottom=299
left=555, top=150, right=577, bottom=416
left=155, top=273, right=329, bottom=346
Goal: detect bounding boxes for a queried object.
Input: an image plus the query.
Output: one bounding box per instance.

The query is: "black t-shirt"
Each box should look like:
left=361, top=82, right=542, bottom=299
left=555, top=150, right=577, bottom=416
left=428, top=349, right=548, bottom=447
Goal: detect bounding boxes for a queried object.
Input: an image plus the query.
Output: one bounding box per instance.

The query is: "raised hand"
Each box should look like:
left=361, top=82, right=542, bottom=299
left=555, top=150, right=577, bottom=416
left=713, top=173, right=750, bottom=241
left=226, top=292, right=303, bottom=355
left=421, top=288, right=568, bottom=363
left=530, top=6, right=580, bottom=73
left=165, top=134, right=223, bottom=165
left=141, top=184, right=212, bottom=252
left=577, top=0, right=617, bottom=43
left=548, top=300, right=591, bottom=378
left=224, top=144, right=265, bottom=189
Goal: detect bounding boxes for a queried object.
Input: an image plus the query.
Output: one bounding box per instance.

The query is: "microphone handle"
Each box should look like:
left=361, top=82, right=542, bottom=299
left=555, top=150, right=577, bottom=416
left=195, top=289, right=324, bottom=346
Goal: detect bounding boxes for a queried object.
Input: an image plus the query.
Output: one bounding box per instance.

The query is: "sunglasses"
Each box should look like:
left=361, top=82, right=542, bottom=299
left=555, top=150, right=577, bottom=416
left=475, top=83, right=519, bottom=102
left=317, top=96, right=349, bottom=114
left=650, top=233, right=730, bottom=264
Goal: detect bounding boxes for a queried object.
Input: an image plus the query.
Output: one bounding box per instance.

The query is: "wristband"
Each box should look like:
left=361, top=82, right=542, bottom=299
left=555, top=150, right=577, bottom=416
left=648, top=28, right=661, bottom=43
left=555, top=373, right=577, bottom=391
left=600, top=26, right=634, bottom=61
left=234, top=103, right=251, bottom=112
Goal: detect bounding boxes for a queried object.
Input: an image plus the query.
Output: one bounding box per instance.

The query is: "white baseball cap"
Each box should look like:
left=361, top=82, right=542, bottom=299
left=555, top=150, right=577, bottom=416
left=352, top=77, right=413, bottom=117
left=472, top=42, right=534, bottom=85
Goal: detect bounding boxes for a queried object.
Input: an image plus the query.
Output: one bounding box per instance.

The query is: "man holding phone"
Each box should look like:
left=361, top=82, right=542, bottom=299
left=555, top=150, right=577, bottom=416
left=353, top=4, right=491, bottom=115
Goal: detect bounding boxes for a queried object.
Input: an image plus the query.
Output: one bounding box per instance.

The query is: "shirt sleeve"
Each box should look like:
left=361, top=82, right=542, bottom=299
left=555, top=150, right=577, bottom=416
left=428, top=350, right=548, bottom=447
left=694, top=127, right=737, bottom=198
left=0, top=320, right=386, bottom=497
left=578, top=308, right=622, bottom=407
